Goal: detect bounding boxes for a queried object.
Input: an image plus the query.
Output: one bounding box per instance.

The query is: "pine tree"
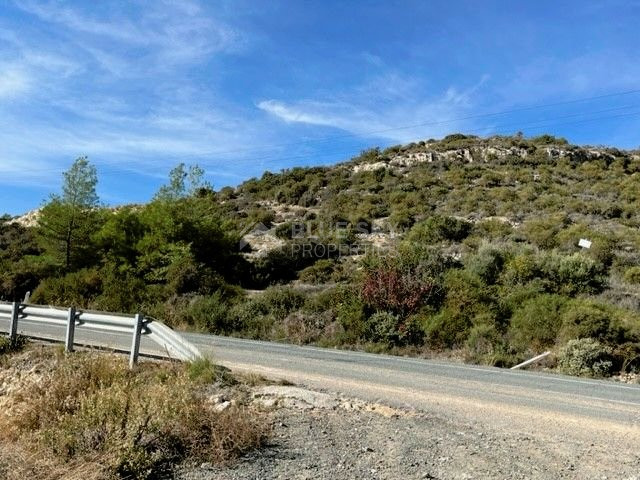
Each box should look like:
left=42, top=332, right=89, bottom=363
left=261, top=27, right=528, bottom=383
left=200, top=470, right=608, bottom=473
left=38, top=157, right=101, bottom=271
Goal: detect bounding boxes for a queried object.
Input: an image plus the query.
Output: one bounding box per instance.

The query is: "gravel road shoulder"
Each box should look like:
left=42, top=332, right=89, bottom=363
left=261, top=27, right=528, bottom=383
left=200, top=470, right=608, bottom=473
left=180, top=385, right=640, bottom=480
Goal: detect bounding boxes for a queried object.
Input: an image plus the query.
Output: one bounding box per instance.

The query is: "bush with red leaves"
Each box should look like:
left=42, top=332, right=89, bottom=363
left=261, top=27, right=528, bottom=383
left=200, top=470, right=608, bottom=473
left=361, top=264, right=437, bottom=316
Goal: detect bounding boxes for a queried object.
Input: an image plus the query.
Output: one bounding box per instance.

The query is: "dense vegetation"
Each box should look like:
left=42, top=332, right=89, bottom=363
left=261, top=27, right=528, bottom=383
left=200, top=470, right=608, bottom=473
left=2, top=133, right=640, bottom=377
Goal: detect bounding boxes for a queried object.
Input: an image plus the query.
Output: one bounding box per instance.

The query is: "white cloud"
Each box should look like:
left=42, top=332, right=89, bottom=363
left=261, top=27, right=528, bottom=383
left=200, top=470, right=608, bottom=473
left=0, top=0, right=265, bottom=192
left=22, top=51, right=81, bottom=77
left=0, top=65, right=31, bottom=98
left=361, top=51, right=384, bottom=67
left=258, top=74, right=489, bottom=142
left=14, top=0, right=243, bottom=69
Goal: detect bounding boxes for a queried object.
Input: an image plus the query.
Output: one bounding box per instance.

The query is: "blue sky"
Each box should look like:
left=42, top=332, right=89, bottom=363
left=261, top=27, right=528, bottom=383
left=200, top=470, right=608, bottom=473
left=1, top=0, right=639, bottom=215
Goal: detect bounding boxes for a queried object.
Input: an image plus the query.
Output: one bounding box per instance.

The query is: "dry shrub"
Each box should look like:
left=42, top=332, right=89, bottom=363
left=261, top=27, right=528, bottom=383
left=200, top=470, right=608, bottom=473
left=0, top=445, right=105, bottom=480
left=282, top=311, right=328, bottom=344
left=0, top=351, right=267, bottom=479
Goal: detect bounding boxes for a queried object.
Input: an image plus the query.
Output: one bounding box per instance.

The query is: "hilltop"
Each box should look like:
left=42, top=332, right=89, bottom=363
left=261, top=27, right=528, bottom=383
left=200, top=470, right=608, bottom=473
left=2, top=134, right=640, bottom=379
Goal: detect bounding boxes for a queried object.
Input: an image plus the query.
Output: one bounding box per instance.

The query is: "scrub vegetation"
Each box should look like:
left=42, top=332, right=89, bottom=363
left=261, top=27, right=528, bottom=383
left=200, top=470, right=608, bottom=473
left=0, top=346, right=267, bottom=480
left=2, top=133, right=640, bottom=378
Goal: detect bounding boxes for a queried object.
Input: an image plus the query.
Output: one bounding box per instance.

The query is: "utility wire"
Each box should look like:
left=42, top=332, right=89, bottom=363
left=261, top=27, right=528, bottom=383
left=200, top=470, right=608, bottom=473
left=173, top=88, right=640, bottom=159
left=195, top=104, right=640, bottom=167
left=26, top=92, right=640, bottom=176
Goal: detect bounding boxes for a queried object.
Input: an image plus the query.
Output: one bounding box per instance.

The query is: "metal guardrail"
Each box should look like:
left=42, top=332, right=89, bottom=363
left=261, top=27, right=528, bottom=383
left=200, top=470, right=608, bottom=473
left=0, top=301, right=203, bottom=367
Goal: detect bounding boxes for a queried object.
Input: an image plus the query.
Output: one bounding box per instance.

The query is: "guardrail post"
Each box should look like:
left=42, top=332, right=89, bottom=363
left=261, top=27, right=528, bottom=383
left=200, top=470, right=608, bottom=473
left=9, top=302, right=20, bottom=346
left=65, top=306, right=76, bottom=353
left=129, top=313, right=143, bottom=369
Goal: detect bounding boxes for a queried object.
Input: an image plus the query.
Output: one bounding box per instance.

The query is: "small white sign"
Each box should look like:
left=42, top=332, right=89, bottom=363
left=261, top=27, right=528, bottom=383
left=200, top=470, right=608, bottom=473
left=578, top=238, right=592, bottom=249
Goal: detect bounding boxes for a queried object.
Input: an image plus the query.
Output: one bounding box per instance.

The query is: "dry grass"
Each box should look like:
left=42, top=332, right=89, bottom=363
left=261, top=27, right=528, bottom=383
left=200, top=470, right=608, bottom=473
left=0, top=347, right=268, bottom=479
left=0, top=446, right=105, bottom=480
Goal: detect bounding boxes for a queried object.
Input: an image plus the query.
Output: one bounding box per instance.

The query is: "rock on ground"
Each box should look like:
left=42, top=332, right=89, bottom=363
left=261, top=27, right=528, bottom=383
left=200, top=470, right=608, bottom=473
left=179, top=386, right=640, bottom=480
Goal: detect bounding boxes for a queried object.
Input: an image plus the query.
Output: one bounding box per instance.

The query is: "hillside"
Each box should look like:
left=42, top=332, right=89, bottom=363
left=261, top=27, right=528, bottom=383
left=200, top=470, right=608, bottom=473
left=2, top=133, right=640, bottom=378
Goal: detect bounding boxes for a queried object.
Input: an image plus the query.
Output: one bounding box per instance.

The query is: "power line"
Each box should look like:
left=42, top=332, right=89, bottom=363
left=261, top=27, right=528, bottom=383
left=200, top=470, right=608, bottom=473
left=26, top=89, right=640, bottom=178
left=196, top=104, right=640, bottom=167
left=199, top=107, right=640, bottom=170
left=172, top=88, right=640, bottom=159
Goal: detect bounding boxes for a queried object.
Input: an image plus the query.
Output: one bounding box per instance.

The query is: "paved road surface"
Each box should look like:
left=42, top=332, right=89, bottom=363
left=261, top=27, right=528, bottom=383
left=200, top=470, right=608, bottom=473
left=2, top=317, right=639, bottom=444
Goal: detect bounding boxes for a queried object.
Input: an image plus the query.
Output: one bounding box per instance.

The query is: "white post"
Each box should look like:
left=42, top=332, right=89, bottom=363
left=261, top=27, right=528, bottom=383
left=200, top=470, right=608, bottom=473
left=129, top=313, right=143, bottom=369
left=9, top=302, right=19, bottom=345
left=511, top=351, right=551, bottom=370
left=65, top=306, right=76, bottom=353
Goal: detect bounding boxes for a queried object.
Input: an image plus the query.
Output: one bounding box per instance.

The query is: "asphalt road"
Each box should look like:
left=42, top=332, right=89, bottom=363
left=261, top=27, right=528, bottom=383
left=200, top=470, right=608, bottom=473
left=2, top=317, right=640, bottom=442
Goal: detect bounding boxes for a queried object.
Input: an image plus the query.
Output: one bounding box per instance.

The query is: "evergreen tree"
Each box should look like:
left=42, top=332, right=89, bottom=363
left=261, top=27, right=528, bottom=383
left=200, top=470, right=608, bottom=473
left=38, top=157, right=101, bottom=271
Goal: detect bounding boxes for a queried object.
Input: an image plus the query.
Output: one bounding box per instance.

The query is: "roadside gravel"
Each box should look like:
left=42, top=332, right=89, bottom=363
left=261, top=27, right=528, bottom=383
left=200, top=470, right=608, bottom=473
left=180, top=386, right=640, bottom=480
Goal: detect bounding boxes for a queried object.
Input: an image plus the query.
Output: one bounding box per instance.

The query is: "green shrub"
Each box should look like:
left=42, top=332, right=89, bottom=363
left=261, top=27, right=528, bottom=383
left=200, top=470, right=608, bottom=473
left=464, top=323, right=505, bottom=364
left=406, top=215, right=472, bottom=244
left=521, top=215, right=569, bottom=249
left=558, top=300, right=626, bottom=344
left=464, top=245, right=505, bottom=284
left=164, top=247, right=202, bottom=295
left=540, top=252, right=607, bottom=295
left=364, top=311, right=401, bottom=346
left=509, top=294, right=566, bottom=352
left=502, top=251, right=606, bottom=296
left=334, top=287, right=367, bottom=343
left=260, top=286, right=305, bottom=320
left=93, top=265, right=150, bottom=313
left=31, top=268, right=102, bottom=308
left=302, top=286, right=340, bottom=313
left=530, top=134, right=568, bottom=145
left=555, top=225, right=615, bottom=266
left=187, top=358, right=235, bottom=385
left=298, top=259, right=336, bottom=284
left=557, top=338, right=613, bottom=377
left=442, top=269, right=498, bottom=318
left=228, top=300, right=274, bottom=339
left=0, top=335, right=26, bottom=355
left=250, top=240, right=330, bottom=287
left=499, top=281, right=547, bottom=318
left=389, top=209, right=415, bottom=232
left=501, top=252, right=540, bottom=285
left=274, top=222, right=296, bottom=239
left=182, top=292, right=232, bottom=332
left=472, top=219, right=513, bottom=240
left=0, top=256, right=49, bottom=303
left=396, top=243, right=458, bottom=278
left=624, top=266, right=640, bottom=284
left=423, top=308, right=472, bottom=349
left=420, top=269, right=502, bottom=350
left=248, top=208, right=275, bottom=228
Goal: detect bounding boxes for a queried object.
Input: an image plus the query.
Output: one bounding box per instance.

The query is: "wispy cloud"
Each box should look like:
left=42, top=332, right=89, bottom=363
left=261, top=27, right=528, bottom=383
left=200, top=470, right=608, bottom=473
left=2, top=0, right=639, bottom=214
left=0, top=0, right=266, bottom=191
left=361, top=51, right=384, bottom=67
left=499, top=51, right=640, bottom=104
left=258, top=74, right=490, bottom=142
left=13, top=0, right=243, bottom=72
left=0, top=64, right=31, bottom=98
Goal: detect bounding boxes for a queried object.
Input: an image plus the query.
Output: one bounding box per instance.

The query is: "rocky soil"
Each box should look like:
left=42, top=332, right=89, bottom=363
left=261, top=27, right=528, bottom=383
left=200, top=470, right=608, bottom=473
left=181, top=385, right=640, bottom=480
left=3, top=345, right=639, bottom=480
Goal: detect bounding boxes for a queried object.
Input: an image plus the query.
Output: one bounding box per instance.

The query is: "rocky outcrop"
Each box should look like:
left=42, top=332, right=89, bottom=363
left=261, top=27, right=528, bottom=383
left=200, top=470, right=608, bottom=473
left=350, top=143, right=630, bottom=174
left=8, top=208, right=41, bottom=228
